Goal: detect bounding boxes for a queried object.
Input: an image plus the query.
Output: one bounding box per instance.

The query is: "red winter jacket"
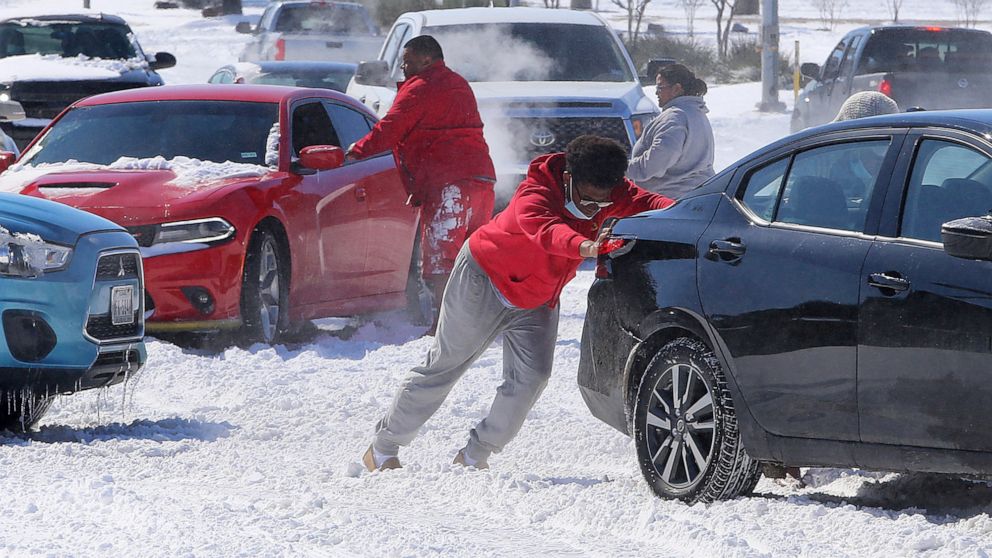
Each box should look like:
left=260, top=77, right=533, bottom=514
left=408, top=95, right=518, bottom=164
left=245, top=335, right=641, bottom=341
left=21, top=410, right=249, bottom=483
left=349, top=60, right=496, bottom=202
left=468, top=153, right=674, bottom=309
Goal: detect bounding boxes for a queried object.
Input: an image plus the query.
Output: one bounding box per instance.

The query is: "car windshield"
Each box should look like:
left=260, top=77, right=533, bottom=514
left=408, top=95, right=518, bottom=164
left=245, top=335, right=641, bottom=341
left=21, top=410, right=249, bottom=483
left=21, top=100, right=280, bottom=167
left=421, top=23, right=635, bottom=82
left=273, top=4, right=370, bottom=35
left=252, top=68, right=355, bottom=92
left=0, top=20, right=137, bottom=59
left=861, top=29, right=992, bottom=74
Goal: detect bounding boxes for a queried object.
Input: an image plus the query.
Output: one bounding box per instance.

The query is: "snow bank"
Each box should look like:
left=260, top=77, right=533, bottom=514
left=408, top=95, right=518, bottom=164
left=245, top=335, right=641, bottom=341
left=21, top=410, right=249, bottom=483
left=0, top=54, right=148, bottom=82
left=0, top=156, right=269, bottom=193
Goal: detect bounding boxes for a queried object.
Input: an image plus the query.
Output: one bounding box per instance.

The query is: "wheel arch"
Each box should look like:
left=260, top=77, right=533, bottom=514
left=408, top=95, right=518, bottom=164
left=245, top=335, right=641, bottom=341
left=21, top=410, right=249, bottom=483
left=623, top=307, right=773, bottom=459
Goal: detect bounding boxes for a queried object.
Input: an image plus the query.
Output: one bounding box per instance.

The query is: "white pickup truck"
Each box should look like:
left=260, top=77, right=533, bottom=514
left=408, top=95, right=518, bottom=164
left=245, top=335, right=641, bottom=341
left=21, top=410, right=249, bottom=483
left=346, top=7, right=659, bottom=205
left=237, top=0, right=383, bottom=64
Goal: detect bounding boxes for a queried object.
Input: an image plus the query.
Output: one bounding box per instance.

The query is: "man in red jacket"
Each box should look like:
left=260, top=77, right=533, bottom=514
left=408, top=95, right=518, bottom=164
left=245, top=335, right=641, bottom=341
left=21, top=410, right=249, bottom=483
left=347, top=35, right=496, bottom=330
left=363, top=136, right=674, bottom=472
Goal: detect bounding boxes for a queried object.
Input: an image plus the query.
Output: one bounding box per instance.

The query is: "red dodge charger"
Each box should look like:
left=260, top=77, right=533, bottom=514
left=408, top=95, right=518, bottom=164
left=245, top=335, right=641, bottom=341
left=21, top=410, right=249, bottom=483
left=0, top=85, right=420, bottom=342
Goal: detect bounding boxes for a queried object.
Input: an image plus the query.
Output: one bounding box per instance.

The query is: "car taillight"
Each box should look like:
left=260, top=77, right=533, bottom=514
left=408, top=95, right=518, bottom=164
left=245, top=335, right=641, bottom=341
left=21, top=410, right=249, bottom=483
left=879, top=78, right=892, bottom=97
left=275, top=38, right=286, bottom=61
left=595, top=237, right=635, bottom=279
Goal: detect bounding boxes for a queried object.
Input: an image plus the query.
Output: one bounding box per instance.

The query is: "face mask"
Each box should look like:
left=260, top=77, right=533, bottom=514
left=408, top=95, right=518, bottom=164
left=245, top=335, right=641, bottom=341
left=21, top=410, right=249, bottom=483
left=564, top=177, right=600, bottom=220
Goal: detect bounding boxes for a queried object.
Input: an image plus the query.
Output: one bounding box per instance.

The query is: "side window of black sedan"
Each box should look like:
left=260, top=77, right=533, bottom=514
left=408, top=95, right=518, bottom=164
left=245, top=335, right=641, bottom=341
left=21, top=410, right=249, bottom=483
left=740, top=140, right=890, bottom=232
left=901, top=139, right=992, bottom=242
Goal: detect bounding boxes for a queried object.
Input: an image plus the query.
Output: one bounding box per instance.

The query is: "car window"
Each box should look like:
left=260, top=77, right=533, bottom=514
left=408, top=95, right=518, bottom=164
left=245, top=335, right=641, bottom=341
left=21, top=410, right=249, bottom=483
left=740, top=157, right=790, bottom=221
left=324, top=102, right=371, bottom=150
left=209, top=70, right=234, bottom=84
left=821, top=38, right=849, bottom=81
left=381, top=23, right=409, bottom=73
left=0, top=21, right=137, bottom=59
left=837, top=35, right=862, bottom=78
left=259, top=5, right=277, bottom=30
left=390, top=26, right=413, bottom=82
left=900, top=139, right=992, bottom=242
left=291, top=101, right=340, bottom=155
left=861, top=29, right=992, bottom=74
left=778, top=140, right=889, bottom=232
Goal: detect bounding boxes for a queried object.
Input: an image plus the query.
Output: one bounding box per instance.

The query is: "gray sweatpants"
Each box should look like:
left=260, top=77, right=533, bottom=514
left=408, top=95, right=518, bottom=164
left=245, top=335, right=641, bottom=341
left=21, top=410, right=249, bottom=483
left=372, top=243, right=559, bottom=462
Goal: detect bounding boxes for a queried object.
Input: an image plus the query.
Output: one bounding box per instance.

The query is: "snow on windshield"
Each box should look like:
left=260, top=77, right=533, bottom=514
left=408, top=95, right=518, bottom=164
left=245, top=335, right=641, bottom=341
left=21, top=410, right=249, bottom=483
left=0, top=156, right=269, bottom=193
left=0, top=53, right=146, bottom=81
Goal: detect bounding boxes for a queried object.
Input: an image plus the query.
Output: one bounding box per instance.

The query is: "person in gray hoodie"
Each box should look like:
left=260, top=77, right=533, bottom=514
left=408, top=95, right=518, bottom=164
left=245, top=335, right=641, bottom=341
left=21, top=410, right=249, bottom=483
left=627, top=64, right=714, bottom=198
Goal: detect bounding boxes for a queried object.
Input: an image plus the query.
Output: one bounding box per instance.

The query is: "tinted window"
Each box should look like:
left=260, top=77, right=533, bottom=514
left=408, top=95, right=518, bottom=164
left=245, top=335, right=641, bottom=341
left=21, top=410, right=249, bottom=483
left=901, top=139, right=992, bottom=242
left=274, top=4, right=371, bottom=35
left=252, top=67, right=356, bottom=92
left=861, top=29, right=992, bottom=74
left=822, top=38, right=848, bottom=80
left=779, top=141, right=889, bottom=232
left=291, top=101, right=339, bottom=155
left=838, top=35, right=862, bottom=78
left=422, top=23, right=634, bottom=82
left=21, top=101, right=279, bottom=166
left=0, top=21, right=137, bottom=59
left=740, top=157, right=789, bottom=221
left=324, top=103, right=371, bottom=149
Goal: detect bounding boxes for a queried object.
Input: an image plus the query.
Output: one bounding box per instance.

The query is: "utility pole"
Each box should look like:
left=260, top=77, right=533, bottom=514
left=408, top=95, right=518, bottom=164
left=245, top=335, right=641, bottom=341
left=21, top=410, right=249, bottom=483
left=83, top=0, right=90, bottom=7
left=759, top=0, right=785, bottom=111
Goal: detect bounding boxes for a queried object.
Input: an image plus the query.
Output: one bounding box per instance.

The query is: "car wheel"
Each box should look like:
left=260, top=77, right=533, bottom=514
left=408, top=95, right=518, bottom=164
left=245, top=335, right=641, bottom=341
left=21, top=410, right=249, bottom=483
left=0, top=393, right=53, bottom=432
left=240, top=227, right=289, bottom=344
left=633, top=337, right=760, bottom=503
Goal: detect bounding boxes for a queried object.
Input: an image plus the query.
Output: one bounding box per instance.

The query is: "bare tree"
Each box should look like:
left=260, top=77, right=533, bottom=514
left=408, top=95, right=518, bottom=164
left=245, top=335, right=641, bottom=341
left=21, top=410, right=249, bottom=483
left=611, top=0, right=653, bottom=46
left=953, top=0, right=987, bottom=27
left=680, top=0, right=705, bottom=38
left=885, top=0, right=905, bottom=22
left=812, top=0, right=850, bottom=31
left=711, top=0, right=738, bottom=60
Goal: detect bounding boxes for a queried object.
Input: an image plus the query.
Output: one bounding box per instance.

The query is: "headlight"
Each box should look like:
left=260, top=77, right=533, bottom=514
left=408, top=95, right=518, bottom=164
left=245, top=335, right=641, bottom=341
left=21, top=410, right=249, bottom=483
left=153, top=218, right=236, bottom=245
left=0, top=83, right=11, bottom=103
left=631, top=113, right=656, bottom=140
left=0, top=233, right=72, bottom=278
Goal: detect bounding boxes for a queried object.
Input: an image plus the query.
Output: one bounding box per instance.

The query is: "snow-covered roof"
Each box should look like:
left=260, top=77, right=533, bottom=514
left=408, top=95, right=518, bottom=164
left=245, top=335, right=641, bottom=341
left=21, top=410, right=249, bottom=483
left=411, top=7, right=605, bottom=27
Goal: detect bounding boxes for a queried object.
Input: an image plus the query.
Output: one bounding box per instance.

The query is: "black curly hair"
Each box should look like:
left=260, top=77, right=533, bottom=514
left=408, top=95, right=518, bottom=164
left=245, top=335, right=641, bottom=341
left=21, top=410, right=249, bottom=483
left=564, top=135, right=628, bottom=191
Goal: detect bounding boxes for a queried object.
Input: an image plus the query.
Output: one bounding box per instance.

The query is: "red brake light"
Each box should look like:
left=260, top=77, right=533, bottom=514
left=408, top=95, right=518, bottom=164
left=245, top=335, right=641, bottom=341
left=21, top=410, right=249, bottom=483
left=275, top=38, right=286, bottom=61
left=599, top=237, right=629, bottom=256
left=919, top=26, right=946, bottom=32
left=879, top=78, right=893, bottom=97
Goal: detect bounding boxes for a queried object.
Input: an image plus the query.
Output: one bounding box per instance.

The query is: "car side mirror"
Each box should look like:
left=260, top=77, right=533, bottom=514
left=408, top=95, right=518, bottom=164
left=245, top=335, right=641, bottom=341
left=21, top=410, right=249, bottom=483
left=235, top=21, right=253, bottom=34
left=800, top=62, right=821, bottom=80
left=299, top=145, right=344, bottom=171
left=354, top=60, right=390, bottom=87
left=149, top=52, right=177, bottom=71
left=0, top=152, right=15, bottom=173
left=941, top=215, right=992, bottom=260
left=0, top=101, right=25, bottom=122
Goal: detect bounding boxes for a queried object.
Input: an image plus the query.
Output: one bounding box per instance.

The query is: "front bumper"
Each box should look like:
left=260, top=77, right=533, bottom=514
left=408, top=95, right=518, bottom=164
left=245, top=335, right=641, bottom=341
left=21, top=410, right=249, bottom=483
left=141, top=238, right=245, bottom=331
left=0, top=230, right=146, bottom=394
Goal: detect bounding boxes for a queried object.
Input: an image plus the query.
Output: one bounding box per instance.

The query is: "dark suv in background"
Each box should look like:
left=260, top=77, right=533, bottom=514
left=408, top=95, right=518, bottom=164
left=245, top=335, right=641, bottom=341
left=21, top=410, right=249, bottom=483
left=0, top=14, right=176, bottom=149
left=580, top=110, right=992, bottom=503
left=793, top=26, right=992, bottom=131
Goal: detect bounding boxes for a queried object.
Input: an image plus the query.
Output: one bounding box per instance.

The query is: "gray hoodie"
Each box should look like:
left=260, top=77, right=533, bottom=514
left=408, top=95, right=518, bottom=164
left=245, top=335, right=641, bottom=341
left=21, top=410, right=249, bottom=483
left=627, top=95, right=715, bottom=199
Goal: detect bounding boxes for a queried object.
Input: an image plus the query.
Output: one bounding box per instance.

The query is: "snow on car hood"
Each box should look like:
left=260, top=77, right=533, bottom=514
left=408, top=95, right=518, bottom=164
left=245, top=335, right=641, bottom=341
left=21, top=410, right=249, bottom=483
left=469, top=81, right=645, bottom=108
left=0, top=54, right=149, bottom=81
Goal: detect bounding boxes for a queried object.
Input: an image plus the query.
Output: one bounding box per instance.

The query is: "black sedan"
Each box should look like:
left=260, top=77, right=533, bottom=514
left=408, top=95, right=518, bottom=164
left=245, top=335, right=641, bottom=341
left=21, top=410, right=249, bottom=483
left=580, top=110, right=992, bottom=503
left=207, top=61, right=357, bottom=93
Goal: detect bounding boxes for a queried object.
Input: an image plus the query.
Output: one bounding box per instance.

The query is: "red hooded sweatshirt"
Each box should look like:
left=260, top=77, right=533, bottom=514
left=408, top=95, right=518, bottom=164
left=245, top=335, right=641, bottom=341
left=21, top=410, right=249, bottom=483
left=349, top=60, right=495, bottom=202
left=468, top=153, right=674, bottom=309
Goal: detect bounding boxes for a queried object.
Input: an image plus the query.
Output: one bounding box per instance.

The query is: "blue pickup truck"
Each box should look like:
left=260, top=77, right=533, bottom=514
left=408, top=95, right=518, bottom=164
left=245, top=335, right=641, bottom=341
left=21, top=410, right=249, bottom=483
left=0, top=192, right=145, bottom=431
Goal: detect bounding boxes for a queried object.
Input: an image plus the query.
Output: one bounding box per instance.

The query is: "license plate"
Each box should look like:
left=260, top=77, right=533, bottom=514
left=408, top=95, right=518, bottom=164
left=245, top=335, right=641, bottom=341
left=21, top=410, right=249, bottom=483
left=111, top=285, right=135, bottom=326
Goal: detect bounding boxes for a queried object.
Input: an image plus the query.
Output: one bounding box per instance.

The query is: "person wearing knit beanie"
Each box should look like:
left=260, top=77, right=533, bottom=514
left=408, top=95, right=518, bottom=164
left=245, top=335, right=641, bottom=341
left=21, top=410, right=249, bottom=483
left=833, top=91, right=900, bottom=122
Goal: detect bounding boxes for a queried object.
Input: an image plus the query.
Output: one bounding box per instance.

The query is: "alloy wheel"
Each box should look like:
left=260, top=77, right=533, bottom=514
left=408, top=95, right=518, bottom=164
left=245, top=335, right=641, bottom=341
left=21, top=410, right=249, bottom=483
left=644, top=363, right=716, bottom=489
left=257, top=237, right=281, bottom=343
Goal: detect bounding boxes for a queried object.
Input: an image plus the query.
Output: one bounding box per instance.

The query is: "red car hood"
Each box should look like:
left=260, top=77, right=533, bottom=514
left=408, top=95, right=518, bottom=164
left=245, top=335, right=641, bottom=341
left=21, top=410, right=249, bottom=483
left=1, top=168, right=273, bottom=225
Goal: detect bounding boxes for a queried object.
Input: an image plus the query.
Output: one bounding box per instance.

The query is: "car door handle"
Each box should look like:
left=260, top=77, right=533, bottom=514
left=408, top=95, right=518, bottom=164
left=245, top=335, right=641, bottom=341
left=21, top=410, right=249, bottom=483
left=868, top=272, right=910, bottom=292
left=355, top=187, right=367, bottom=201
left=708, top=239, right=746, bottom=261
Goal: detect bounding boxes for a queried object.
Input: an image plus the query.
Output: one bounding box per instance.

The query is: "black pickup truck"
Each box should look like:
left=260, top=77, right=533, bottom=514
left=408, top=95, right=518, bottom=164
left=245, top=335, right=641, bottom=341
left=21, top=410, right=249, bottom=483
left=0, top=13, right=176, bottom=149
left=792, top=26, right=992, bottom=131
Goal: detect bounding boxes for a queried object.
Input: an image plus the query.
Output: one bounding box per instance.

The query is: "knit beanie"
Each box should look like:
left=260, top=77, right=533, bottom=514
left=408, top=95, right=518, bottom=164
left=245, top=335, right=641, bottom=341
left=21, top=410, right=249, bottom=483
left=833, top=91, right=900, bottom=122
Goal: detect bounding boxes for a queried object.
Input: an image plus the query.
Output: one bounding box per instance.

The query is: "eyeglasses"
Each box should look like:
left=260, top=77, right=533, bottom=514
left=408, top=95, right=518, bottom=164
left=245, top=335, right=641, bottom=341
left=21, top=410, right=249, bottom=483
left=567, top=176, right=614, bottom=208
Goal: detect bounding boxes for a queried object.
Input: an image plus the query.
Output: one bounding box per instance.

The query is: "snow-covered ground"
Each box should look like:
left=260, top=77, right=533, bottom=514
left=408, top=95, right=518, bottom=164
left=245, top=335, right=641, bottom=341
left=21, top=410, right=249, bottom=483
left=0, top=0, right=990, bottom=556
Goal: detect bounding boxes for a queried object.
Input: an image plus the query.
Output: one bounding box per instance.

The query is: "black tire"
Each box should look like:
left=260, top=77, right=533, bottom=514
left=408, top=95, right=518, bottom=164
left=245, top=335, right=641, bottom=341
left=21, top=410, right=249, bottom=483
left=0, top=392, right=53, bottom=432
left=633, top=337, right=760, bottom=503
left=240, top=226, right=290, bottom=344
